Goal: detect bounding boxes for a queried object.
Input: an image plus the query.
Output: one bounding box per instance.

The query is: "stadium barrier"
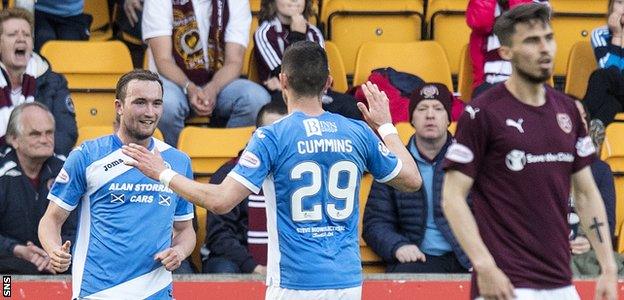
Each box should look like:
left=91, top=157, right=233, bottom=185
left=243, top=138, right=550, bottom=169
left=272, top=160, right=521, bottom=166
left=3, top=274, right=624, bottom=299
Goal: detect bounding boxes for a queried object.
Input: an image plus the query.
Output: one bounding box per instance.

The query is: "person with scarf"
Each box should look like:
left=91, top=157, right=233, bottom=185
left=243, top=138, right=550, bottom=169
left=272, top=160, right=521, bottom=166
left=0, top=8, right=77, bottom=157
left=142, top=0, right=270, bottom=147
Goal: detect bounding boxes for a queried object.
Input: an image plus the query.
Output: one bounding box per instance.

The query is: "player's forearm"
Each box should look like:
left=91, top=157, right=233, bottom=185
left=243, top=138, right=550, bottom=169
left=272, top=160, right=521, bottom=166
left=442, top=192, right=496, bottom=272
left=38, top=214, right=63, bottom=256
left=382, top=133, right=422, bottom=192
left=172, top=223, right=196, bottom=258
left=575, top=190, right=617, bottom=274
left=168, top=174, right=235, bottom=214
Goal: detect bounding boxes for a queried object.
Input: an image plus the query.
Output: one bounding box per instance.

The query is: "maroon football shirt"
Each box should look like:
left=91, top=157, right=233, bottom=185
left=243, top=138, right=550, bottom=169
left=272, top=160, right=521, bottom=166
left=443, top=83, right=595, bottom=298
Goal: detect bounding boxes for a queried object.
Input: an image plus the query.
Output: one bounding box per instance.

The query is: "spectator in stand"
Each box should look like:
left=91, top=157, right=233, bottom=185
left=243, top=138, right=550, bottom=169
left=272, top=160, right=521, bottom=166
left=363, top=83, right=470, bottom=273
left=142, top=0, right=270, bottom=147
left=0, top=102, right=77, bottom=274
left=585, top=0, right=624, bottom=126
left=0, top=8, right=77, bottom=156
left=467, top=0, right=549, bottom=98
left=34, top=0, right=89, bottom=52
left=203, top=101, right=287, bottom=275
left=569, top=99, right=624, bottom=276
left=115, top=0, right=146, bottom=69
left=254, top=0, right=361, bottom=120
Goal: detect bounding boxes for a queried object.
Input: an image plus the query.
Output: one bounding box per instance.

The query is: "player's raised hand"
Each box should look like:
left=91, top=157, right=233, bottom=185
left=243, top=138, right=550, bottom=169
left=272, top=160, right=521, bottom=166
left=357, top=81, right=392, bottom=130
left=155, top=247, right=183, bottom=271
left=477, top=264, right=515, bottom=300
left=594, top=271, right=617, bottom=300
left=122, top=144, right=166, bottom=181
left=50, top=241, right=72, bottom=273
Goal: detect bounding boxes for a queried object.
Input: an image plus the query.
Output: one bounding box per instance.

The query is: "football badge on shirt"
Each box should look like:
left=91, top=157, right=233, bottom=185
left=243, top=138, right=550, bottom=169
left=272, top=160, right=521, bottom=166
left=557, top=113, right=572, bottom=134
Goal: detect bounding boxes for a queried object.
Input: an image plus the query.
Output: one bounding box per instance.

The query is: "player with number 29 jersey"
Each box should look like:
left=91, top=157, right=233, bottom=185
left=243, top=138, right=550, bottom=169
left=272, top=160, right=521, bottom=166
left=229, top=111, right=401, bottom=290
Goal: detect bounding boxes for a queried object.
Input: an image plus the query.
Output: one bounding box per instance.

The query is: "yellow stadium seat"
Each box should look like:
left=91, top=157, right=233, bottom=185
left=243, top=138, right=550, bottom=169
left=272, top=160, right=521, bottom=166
left=321, top=0, right=424, bottom=75
left=83, top=0, right=113, bottom=41
left=601, top=122, right=624, bottom=172
left=358, top=173, right=385, bottom=272
left=353, top=41, right=453, bottom=89
left=40, top=41, right=133, bottom=90
left=549, top=0, right=606, bottom=77
left=600, top=122, right=624, bottom=238
left=426, top=0, right=470, bottom=75
left=564, top=41, right=596, bottom=100
left=192, top=205, right=208, bottom=270
left=325, top=41, right=348, bottom=93
left=177, top=126, right=255, bottom=177
left=247, top=46, right=261, bottom=84
left=76, top=126, right=163, bottom=146
left=616, top=113, right=624, bottom=121
left=457, top=44, right=473, bottom=102
left=71, top=92, right=117, bottom=128
left=396, top=122, right=413, bottom=144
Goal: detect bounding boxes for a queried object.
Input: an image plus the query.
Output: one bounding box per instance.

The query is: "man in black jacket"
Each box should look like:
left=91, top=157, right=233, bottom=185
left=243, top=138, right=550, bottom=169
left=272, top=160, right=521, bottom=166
left=202, top=102, right=287, bottom=275
left=0, top=102, right=77, bottom=274
left=363, top=83, right=470, bottom=273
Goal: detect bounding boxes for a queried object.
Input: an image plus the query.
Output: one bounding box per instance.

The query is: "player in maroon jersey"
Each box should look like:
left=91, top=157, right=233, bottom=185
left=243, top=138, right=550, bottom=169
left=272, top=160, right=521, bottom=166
left=442, top=3, right=617, bottom=300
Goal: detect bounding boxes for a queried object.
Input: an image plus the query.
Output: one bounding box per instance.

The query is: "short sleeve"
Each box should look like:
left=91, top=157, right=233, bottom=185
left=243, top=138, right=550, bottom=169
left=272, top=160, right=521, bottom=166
left=174, top=159, right=195, bottom=221
left=228, top=128, right=276, bottom=194
left=225, top=0, right=252, bottom=47
left=443, top=105, right=489, bottom=178
left=47, top=147, right=89, bottom=211
left=571, top=107, right=596, bottom=173
left=362, top=125, right=401, bottom=183
left=142, top=0, right=173, bottom=41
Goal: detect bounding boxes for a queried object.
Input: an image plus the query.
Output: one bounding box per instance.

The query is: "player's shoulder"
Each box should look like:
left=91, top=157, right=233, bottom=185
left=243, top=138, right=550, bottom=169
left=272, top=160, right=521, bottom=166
left=469, top=83, right=509, bottom=110
left=72, top=134, right=118, bottom=163
left=545, top=85, right=577, bottom=110
left=153, top=138, right=191, bottom=162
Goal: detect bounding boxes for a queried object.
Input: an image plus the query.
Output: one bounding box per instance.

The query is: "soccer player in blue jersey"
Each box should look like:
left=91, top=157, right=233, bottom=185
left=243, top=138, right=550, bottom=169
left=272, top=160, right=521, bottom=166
left=123, top=41, right=422, bottom=299
left=38, top=70, right=196, bottom=299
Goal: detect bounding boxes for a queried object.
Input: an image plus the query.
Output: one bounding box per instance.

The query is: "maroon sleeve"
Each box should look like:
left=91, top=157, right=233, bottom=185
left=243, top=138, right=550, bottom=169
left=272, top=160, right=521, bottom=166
left=443, top=104, right=490, bottom=179
left=571, top=105, right=596, bottom=173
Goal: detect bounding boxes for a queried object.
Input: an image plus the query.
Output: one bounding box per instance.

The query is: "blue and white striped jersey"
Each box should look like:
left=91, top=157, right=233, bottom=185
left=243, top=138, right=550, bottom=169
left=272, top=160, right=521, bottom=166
left=230, top=111, right=401, bottom=290
left=48, top=135, right=194, bottom=299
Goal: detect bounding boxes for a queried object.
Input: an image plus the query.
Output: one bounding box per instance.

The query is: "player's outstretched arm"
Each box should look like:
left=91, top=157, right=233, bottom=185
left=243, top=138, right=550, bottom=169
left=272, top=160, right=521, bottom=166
left=38, top=202, right=72, bottom=273
left=357, top=81, right=422, bottom=192
left=572, top=167, right=618, bottom=300
left=122, top=144, right=253, bottom=214
left=442, top=170, right=515, bottom=300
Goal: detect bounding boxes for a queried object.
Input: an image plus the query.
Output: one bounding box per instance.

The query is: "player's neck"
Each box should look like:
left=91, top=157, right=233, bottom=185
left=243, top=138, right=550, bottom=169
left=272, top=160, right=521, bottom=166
left=504, top=76, right=546, bottom=107
left=116, top=130, right=150, bottom=148
left=287, top=95, right=324, bottom=116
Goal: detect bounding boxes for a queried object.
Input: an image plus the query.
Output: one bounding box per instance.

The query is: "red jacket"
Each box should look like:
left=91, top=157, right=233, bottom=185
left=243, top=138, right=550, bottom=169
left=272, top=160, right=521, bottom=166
left=466, top=0, right=536, bottom=89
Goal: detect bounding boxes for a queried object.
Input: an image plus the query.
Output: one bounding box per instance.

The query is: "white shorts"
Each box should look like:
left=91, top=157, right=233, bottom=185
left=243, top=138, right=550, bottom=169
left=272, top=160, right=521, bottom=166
left=265, top=285, right=362, bottom=300
left=476, top=285, right=579, bottom=300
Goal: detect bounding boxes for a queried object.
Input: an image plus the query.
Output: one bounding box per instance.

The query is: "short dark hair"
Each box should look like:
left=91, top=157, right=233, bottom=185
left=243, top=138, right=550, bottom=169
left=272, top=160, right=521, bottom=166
left=256, top=101, right=288, bottom=127
left=281, top=41, right=329, bottom=98
left=493, top=3, right=551, bottom=46
left=6, top=102, right=54, bottom=139
left=258, top=0, right=313, bottom=23
left=115, top=69, right=163, bottom=102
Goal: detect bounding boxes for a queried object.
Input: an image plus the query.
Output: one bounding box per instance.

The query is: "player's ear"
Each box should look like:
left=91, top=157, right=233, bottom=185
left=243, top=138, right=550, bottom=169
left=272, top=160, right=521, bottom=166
left=279, top=73, right=288, bottom=91
left=323, top=75, right=333, bottom=93
left=498, top=45, right=513, bottom=61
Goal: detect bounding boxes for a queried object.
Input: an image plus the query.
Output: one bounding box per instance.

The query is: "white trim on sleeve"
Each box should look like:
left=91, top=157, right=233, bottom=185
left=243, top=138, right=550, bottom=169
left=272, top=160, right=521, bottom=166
left=376, top=159, right=403, bottom=183
left=227, top=171, right=261, bottom=194
left=48, top=194, right=77, bottom=211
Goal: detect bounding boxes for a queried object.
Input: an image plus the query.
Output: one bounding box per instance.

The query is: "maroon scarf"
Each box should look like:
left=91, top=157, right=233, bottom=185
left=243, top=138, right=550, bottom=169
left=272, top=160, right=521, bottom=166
left=0, top=57, right=38, bottom=147
left=172, top=0, right=229, bottom=86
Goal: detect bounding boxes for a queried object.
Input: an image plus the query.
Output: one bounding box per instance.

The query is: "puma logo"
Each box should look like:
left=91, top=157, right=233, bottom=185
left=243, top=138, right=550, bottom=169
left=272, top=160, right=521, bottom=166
left=465, top=105, right=480, bottom=119
left=506, top=118, right=524, bottom=133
